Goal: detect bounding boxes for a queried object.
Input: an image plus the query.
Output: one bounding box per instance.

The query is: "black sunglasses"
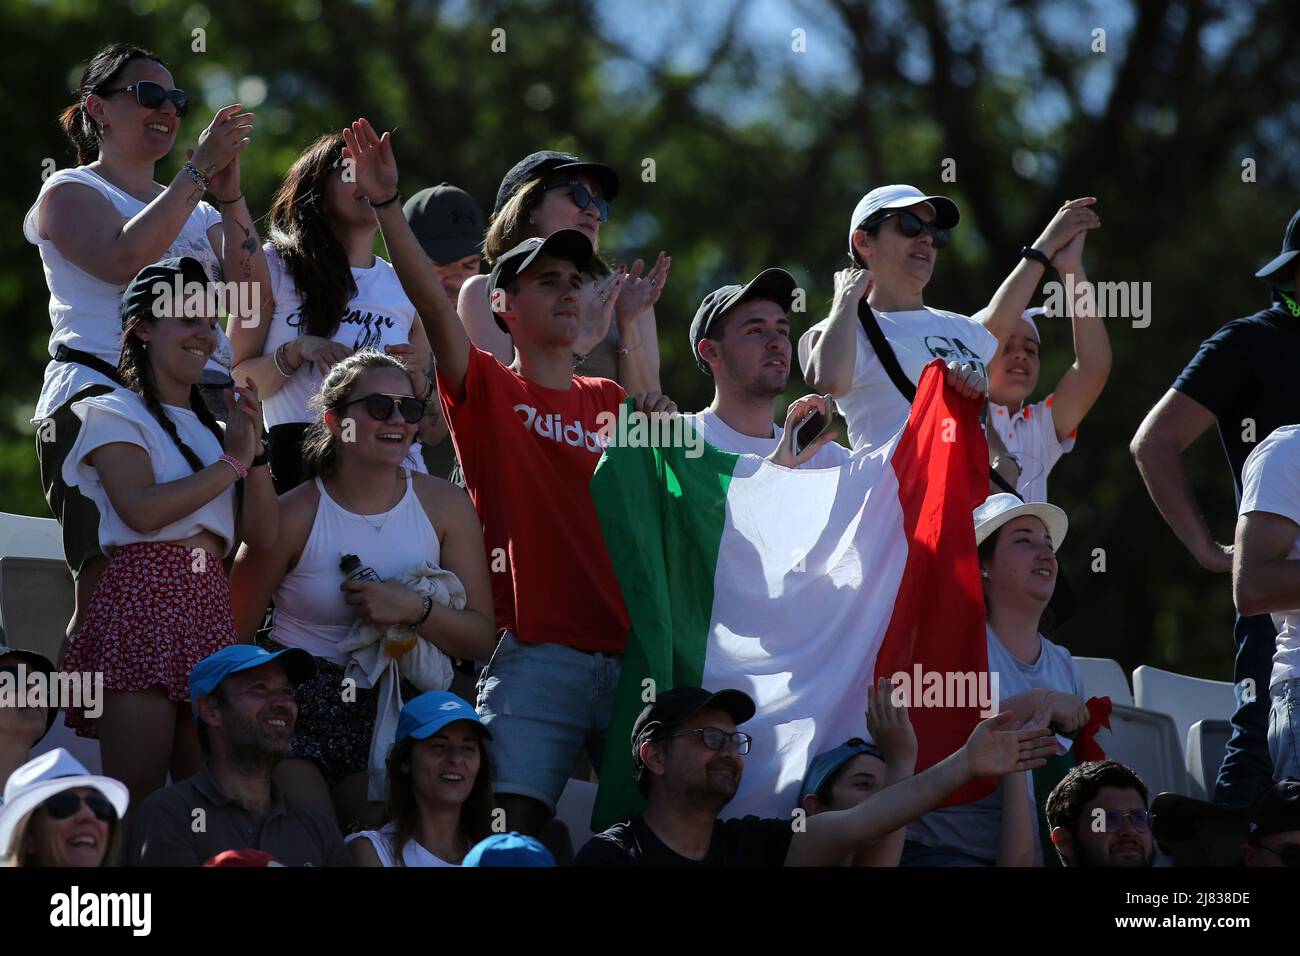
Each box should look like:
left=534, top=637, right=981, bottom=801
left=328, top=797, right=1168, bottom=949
left=545, top=181, right=609, bottom=222
left=41, top=790, right=117, bottom=823
left=664, top=726, right=753, bottom=755
left=867, top=210, right=951, bottom=248
left=341, top=392, right=425, bottom=424
left=98, top=80, right=189, bottom=118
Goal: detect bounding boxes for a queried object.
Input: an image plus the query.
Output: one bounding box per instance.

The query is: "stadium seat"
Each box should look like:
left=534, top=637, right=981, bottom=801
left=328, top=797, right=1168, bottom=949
left=1185, top=719, right=1233, bottom=802
left=0, top=556, right=74, bottom=667
left=1072, top=657, right=1133, bottom=706
left=1132, top=665, right=1235, bottom=758
left=554, top=777, right=598, bottom=851
left=1091, top=703, right=1194, bottom=798
left=0, top=512, right=63, bottom=562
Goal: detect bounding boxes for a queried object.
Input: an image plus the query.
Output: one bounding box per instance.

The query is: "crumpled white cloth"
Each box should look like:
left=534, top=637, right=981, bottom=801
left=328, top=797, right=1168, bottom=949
left=338, top=562, right=463, bottom=800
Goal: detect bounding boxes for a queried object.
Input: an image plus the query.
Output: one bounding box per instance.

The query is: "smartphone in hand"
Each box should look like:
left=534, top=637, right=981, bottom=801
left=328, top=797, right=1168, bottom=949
left=792, top=397, right=835, bottom=457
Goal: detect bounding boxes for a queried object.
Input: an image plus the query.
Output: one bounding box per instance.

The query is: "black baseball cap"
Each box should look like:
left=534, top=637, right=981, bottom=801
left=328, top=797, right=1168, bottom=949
left=120, top=256, right=211, bottom=326
left=630, top=686, right=756, bottom=763
left=1246, top=778, right=1300, bottom=841
left=487, top=229, right=594, bottom=334
left=403, top=184, right=486, bottom=264
left=689, top=268, right=798, bottom=374
left=493, top=150, right=620, bottom=215
left=1255, top=209, right=1300, bottom=291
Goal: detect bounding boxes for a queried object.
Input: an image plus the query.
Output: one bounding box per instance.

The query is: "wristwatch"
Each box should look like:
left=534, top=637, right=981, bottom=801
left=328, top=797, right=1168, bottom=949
left=1021, top=246, right=1052, bottom=269
left=251, top=436, right=271, bottom=468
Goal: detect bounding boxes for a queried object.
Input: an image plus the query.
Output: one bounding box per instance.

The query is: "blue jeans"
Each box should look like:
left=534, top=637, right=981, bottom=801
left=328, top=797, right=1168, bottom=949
left=1268, top=678, right=1300, bottom=781
left=1214, top=612, right=1277, bottom=805
left=475, top=631, right=622, bottom=813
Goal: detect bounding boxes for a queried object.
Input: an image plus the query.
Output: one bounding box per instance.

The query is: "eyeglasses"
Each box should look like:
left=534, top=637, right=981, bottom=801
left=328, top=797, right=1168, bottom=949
left=1101, top=809, right=1152, bottom=833
left=866, top=210, right=951, bottom=249
left=97, top=80, right=190, bottom=117
left=665, top=726, right=752, bottom=755
left=41, top=790, right=117, bottom=823
left=341, top=392, right=425, bottom=424
left=545, top=181, right=609, bottom=222
left=1253, top=842, right=1300, bottom=866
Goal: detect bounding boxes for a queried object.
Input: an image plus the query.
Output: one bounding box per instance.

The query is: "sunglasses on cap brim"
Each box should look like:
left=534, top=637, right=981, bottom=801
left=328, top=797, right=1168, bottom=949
left=864, top=210, right=951, bottom=248
left=97, top=80, right=189, bottom=117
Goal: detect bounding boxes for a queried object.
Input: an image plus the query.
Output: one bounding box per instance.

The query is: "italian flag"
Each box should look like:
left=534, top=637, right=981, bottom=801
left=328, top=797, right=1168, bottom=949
left=590, top=361, right=993, bottom=830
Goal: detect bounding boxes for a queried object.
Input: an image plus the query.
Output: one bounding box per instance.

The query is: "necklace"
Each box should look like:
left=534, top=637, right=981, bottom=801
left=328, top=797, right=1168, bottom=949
left=332, top=469, right=403, bottom=533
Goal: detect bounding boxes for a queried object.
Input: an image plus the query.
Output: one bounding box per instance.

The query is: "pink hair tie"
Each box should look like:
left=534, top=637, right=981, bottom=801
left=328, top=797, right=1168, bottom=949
left=218, top=453, right=248, bottom=480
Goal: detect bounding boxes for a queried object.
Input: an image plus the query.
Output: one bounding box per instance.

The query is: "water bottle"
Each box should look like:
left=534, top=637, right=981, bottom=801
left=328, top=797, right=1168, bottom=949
left=340, top=553, right=417, bottom=657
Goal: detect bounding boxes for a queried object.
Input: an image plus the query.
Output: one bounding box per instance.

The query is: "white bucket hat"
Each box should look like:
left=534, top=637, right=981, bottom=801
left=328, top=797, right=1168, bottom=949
left=0, top=748, right=129, bottom=859
left=974, top=493, right=1068, bottom=551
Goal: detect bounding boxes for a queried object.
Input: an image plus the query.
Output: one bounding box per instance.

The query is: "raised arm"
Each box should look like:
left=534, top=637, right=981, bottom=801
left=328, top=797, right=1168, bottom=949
left=802, top=268, right=872, bottom=397
left=787, top=700, right=1056, bottom=867
left=853, top=677, right=917, bottom=867
left=342, top=118, right=471, bottom=397
left=39, top=105, right=252, bottom=286
left=1044, top=234, right=1110, bottom=441
left=1130, top=389, right=1230, bottom=573
left=978, top=198, right=1100, bottom=347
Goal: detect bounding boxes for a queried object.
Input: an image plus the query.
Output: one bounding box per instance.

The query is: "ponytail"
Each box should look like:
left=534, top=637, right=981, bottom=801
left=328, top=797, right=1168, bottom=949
left=61, top=43, right=167, bottom=166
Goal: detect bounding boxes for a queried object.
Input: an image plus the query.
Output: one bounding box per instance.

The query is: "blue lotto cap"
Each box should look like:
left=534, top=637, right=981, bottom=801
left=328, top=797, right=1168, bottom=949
left=462, top=831, right=556, bottom=867
left=798, top=739, right=886, bottom=804
left=188, top=645, right=317, bottom=716
left=396, top=691, right=491, bottom=743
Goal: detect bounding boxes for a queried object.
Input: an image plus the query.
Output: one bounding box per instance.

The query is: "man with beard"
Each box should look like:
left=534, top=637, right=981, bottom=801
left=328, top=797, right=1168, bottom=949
left=1045, top=760, right=1154, bottom=867
left=575, top=683, right=1057, bottom=866
left=126, top=645, right=351, bottom=866
left=684, top=268, right=849, bottom=466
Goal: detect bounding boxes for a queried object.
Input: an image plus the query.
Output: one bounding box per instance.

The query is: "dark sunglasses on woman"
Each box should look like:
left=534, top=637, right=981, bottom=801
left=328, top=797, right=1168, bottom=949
left=867, top=209, right=951, bottom=248
left=41, top=790, right=117, bottom=823
left=98, top=80, right=189, bottom=118
left=341, top=392, right=426, bottom=424
left=545, top=181, right=609, bottom=222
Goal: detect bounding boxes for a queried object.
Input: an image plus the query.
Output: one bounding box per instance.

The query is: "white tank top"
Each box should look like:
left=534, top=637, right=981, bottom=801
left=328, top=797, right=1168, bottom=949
left=24, top=167, right=232, bottom=421
left=271, top=472, right=441, bottom=664
left=346, top=824, right=455, bottom=867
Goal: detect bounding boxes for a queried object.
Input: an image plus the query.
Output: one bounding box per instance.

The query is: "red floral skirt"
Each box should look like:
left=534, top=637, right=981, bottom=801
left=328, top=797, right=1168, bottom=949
left=62, top=542, right=235, bottom=738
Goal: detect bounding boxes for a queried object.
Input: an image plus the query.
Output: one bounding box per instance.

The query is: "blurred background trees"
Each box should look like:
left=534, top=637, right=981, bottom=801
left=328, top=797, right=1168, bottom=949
left=6, top=0, right=1300, bottom=678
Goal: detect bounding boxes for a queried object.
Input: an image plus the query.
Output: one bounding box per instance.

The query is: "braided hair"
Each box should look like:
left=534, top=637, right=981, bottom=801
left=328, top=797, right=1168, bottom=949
left=119, top=314, right=226, bottom=472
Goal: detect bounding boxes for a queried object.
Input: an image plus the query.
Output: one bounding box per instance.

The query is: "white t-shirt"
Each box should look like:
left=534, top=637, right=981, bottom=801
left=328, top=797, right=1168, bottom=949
left=987, top=395, right=1077, bottom=504
left=1239, top=424, right=1300, bottom=688
left=798, top=307, right=998, bottom=452
left=259, top=244, right=419, bottom=428
left=345, top=823, right=456, bottom=867
left=679, top=408, right=850, bottom=469
left=62, top=389, right=236, bottom=555
left=24, top=167, right=231, bottom=421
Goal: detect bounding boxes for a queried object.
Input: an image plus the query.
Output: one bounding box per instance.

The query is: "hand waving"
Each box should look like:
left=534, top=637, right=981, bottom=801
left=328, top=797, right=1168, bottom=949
left=340, top=118, right=399, bottom=204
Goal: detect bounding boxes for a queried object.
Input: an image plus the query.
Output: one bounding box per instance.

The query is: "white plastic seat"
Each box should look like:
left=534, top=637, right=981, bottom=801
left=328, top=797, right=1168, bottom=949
left=1132, top=665, right=1235, bottom=758
left=1072, top=657, right=1133, bottom=706
left=0, top=556, right=74, bottom=667
left=554, top=777, right=598, bottom=850
left=0, top=512, right=63, bottom=561
left=1091, top=703, right=1194, bottom=798
left=1185, top=719, right=1233, bottom=802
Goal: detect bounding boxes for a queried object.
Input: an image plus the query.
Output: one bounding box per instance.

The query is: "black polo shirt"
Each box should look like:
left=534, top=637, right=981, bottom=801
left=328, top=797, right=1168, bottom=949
left=126, top=765, right=351, bottom=867
left=1172, top=305, right=1300, bottom=504
left=575, top=813, right=794, bottom=866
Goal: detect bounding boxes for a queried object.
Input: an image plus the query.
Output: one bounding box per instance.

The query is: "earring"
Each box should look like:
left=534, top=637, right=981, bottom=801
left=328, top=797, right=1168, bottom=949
left=980, top=570, right=989, bottom=578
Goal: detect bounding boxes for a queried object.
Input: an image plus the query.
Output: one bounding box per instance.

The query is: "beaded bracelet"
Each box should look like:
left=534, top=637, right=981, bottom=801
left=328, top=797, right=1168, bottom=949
left=273, top=341, right=300, bottom=378
left=182, top=161, right=211, bottom=193
left=218, top=453, right=248, bottom=480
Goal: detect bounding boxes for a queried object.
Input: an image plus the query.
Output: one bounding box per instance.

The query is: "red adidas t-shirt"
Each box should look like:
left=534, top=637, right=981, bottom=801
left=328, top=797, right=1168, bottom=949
left=439, top=346, right=630, bottom=653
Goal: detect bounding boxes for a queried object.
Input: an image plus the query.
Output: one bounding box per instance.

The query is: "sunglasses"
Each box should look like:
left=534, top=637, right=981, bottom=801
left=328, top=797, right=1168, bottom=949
left=1101, top=808, right=1152, bottom=833
left=664, top=726, right=753, bottom=755
left=98, top=80, right=190, bottom=118
left=341, top=392, right=425, bottom=424
left=867, top=210, right=951, bottom=249
left=41, top=790, right=117, bottom=823
left=545, top=181, right=609, bottom=222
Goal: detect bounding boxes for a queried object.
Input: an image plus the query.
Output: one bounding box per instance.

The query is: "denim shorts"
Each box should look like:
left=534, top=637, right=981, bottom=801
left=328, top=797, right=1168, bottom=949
left=1268, top=678, right=1300, bottom=781
left=475, top=631, right=622, bottom=813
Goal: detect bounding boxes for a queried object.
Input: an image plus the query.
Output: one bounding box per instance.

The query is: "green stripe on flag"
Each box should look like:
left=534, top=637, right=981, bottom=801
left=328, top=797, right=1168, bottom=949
left=589, top=403, right=739, bottom=831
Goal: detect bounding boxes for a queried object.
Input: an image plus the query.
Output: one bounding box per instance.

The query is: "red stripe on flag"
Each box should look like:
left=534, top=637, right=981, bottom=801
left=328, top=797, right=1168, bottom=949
left=875, top=360, right=995, bottom=805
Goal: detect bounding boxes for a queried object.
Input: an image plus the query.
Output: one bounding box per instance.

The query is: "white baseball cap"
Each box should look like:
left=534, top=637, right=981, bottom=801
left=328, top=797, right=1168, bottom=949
left=847, top=184, right=961, bottom=256
left=970, top=306, right=1042, bottom=343
left=0, top=749, right=129, bottom=859
left=974, top=493, right=1068, bottom=552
